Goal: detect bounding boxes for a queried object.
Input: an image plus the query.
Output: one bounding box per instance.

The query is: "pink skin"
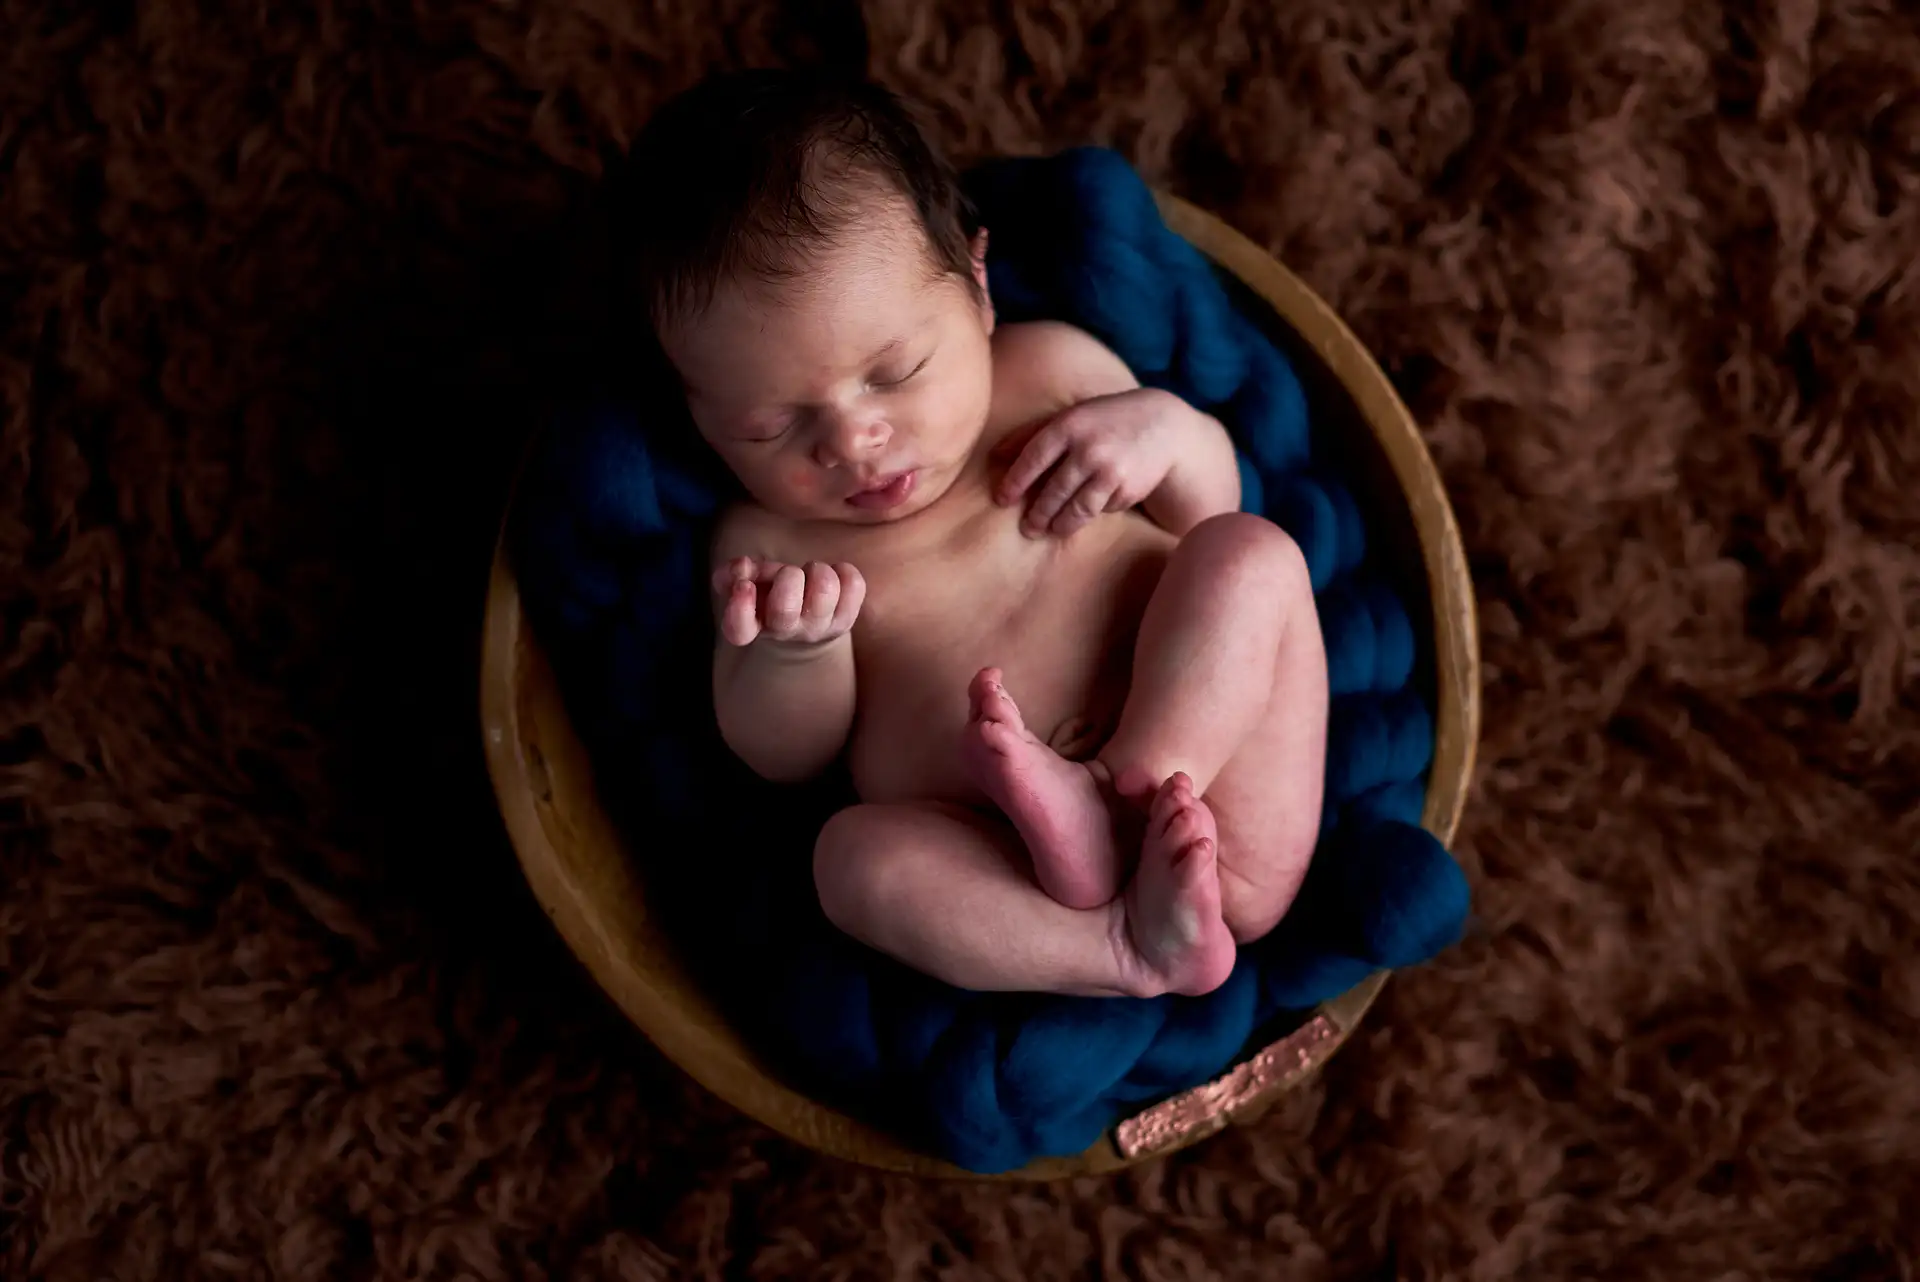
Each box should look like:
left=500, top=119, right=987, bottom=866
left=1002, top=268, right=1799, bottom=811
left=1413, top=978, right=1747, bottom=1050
left=660, top=187, right=997, bottom=530
left=687, top=192, right=1324, bottom=998
left=814, top=771, right=1236, bottom=1000
left=776, top=459, right=822, bottom=504
left=955, top=512, right=1325, bottom=949
left=817, top=511, right=1322, bottom=998
left=958, top=667, right=1124, bottom=910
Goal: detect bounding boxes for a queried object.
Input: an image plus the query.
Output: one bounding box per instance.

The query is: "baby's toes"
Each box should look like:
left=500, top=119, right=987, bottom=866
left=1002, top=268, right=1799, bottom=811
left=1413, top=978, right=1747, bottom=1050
left=967, top=667, right=1004, bottom=709
left=976, top=716, right=1026, bottom=758
left=979, top=683, right=1027, bottom=736
left=966, top=669, right=990, bottom=718
left=1172, top=833, right=1217, bottom=876
left=1149, top=772, right=1196, bottom=832
left=1163, top=803, right=1210, bottom=852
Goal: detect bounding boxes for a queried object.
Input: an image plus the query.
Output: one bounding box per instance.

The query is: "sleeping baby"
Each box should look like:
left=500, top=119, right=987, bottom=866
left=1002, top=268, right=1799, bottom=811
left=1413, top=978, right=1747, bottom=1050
left=624, top=70, right=1329, bottom=999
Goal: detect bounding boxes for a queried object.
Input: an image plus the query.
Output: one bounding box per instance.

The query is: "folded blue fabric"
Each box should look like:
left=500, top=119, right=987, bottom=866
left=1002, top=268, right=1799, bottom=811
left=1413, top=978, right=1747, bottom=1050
left=513, top=147, right=1470, bottom=1174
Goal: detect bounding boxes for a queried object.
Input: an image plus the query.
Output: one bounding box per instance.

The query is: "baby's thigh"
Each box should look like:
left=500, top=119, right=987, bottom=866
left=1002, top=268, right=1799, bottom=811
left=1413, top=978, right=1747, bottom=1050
left=812, top=800, right=1019, bottom=935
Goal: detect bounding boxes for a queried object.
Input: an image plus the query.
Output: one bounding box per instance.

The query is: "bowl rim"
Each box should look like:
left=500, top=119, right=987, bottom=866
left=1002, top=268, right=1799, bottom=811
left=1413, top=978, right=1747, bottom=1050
left=478, top=189, right=1480, bottom=1180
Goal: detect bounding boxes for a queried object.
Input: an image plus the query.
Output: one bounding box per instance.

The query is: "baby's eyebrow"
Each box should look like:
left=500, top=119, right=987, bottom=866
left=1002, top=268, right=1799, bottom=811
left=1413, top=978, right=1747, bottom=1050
left=863, top=337, right=904, bottom=365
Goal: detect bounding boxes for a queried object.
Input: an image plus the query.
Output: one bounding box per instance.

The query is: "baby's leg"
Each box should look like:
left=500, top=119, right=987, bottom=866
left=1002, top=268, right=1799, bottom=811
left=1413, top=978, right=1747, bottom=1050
left=813, top=796, right=1236, bottom=998
left=1097, top=512, right=1329, bottom=942
left=959, top=669, right=1128, bottom=909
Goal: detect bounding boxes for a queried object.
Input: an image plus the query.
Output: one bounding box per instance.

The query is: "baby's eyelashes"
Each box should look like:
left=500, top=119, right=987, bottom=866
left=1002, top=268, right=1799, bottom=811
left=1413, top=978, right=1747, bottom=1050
left=873, top=354, right=932, bottom=388
left=736, top=420, right=794, bottom=443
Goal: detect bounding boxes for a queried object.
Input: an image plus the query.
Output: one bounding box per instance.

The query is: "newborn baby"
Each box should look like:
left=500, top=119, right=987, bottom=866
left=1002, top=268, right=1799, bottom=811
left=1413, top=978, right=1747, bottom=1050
left=626, top=71, right=1328, bottom=999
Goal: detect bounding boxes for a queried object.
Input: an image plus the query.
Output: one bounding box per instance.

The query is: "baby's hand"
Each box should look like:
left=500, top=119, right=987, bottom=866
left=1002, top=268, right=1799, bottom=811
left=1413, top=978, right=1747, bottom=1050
left=712, top=556, right=866, bottom=649
left=997, top=388, right=1186, bottom=538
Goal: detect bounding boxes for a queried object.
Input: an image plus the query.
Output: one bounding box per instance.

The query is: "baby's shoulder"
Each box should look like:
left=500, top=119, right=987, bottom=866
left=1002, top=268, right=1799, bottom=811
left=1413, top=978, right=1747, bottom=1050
left=990, top=319, right=1138, bottom=408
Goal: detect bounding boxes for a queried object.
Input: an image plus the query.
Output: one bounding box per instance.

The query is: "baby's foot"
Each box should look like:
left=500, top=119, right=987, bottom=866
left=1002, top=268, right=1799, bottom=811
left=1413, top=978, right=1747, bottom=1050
left=961, top=668, right=1121, bottom=910
left=1118, top=773, right=1237, bottom=997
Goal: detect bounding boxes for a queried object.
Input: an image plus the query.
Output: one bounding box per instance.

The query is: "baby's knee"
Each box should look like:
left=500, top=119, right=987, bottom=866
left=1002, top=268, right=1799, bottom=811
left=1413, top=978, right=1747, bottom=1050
left=813, top=806, right=908, bottom=935
left=814, top=808, right=874, bottom=931
left=1181, top=512, right=1307, bottom=592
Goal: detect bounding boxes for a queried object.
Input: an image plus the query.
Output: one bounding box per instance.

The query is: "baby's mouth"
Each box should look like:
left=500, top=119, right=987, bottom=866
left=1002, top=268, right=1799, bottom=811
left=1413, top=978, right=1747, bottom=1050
left=846, top=469, right=917, bottom=511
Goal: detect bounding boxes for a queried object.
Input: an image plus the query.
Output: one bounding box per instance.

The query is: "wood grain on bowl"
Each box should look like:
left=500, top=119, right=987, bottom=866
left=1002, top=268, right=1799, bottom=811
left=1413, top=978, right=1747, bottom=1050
left=478, top=191, right=1480, bottom=1180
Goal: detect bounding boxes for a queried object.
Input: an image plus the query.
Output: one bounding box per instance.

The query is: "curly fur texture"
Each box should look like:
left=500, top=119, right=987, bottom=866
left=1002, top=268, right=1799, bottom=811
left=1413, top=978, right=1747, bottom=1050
left=3, top=0, right=1917, bottom=1277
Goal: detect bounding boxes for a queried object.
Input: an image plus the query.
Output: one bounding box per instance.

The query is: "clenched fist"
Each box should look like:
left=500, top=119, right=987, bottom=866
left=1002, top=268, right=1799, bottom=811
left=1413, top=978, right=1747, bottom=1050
left=712, top=556, right=867, bottom=649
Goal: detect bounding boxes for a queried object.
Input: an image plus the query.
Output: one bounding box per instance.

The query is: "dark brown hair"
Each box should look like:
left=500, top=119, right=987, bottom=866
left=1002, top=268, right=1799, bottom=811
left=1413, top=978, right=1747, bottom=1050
left=613, top=68, right=981, bottom=330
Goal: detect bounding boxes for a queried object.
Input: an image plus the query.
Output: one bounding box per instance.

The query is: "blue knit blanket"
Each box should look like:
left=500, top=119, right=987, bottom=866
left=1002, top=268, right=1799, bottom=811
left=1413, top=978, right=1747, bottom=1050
left=513, top=147, right=1469, bottom=1174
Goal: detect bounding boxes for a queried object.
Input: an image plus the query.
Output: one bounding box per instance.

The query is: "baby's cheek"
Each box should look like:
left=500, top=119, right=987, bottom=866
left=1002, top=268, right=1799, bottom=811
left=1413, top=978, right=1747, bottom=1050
left=776, top=459, right=822, bottom=500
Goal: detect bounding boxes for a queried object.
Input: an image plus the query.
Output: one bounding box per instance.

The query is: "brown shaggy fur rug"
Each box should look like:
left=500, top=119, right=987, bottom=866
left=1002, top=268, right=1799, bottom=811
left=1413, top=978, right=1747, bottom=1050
left=5, top=0, right=1919, bottom=1277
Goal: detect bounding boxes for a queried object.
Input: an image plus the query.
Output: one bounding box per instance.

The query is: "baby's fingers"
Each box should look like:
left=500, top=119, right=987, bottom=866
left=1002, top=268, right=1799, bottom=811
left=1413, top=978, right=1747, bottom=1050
left=761, top=563, right=808, bottom=636
left=829, top=563, right=867, bottom=634
left=1023, top=457, right=1089, bottom=536
left=799, top=562, right=841, bottom=636
left=719, top=579, right=762, bottom=646
left=1049, top=477, right=1121, bottom=538
left=999, top=421, right=1072, bottom=504
left=710, top=555, right=756, bottom=597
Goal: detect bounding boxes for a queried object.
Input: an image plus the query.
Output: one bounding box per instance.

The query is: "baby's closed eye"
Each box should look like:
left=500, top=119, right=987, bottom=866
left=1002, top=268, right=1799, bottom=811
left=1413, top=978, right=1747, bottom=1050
left=736, top=415, right=796, bottom=443
left=874, top=353, right=932, bottom=388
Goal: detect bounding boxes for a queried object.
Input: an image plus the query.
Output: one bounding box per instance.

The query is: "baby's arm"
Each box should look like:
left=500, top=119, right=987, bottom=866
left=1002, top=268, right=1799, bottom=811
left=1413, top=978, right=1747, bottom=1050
left=994, top=321, right=1241, bottom=537
left=709, top=509, right=865, bottom=784
left=1133, top=393, right=1240, bottom=535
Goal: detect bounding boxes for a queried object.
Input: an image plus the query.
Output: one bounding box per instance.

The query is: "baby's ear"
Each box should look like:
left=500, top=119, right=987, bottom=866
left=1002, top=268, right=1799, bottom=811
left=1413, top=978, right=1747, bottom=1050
left=970, top=227, right=993, bottom=329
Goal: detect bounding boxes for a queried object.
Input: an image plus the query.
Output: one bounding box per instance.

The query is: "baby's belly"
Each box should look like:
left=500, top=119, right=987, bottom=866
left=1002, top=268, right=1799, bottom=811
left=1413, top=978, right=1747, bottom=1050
left=847, top=513, right=1176, bottom=806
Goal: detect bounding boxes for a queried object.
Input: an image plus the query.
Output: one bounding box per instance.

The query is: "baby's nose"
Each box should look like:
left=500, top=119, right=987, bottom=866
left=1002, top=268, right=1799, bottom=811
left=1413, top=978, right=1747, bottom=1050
left=816, top=409, right=892, bottom=465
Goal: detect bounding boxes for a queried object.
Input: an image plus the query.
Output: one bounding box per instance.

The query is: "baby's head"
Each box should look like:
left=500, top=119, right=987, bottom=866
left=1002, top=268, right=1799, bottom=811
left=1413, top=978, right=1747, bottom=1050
left=621, top=70, right=995, bottom=524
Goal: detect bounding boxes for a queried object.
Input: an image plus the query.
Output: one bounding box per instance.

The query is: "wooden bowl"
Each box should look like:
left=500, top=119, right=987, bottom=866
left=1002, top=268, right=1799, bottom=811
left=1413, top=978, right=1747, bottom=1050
left=479, top=191, right=1480, bottom=1180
